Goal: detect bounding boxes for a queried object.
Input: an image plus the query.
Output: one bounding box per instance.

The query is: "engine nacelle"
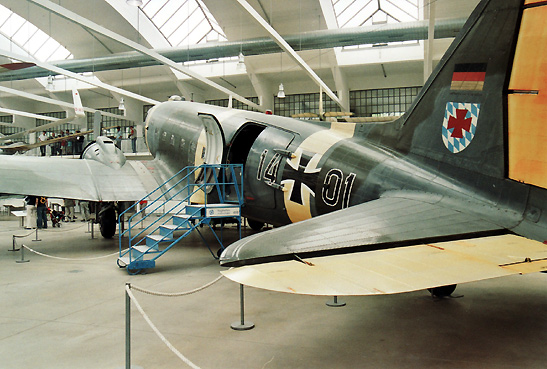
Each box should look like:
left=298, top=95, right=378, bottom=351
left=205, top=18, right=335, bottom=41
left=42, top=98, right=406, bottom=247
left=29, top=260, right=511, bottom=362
left=81, top=136, right=126, bottom=169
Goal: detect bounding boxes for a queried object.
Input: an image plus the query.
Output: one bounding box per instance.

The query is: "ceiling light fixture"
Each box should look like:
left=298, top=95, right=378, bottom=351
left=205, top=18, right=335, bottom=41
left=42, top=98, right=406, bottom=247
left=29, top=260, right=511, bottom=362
left=237, top=52, right=246, bottom=71
left=126, top=0, right=143, bottom=6
left=118, top=97, right=126, bottom=111
left=46, top=75, right=54, bottom=91
left=277, top=83, right=285, bottom=98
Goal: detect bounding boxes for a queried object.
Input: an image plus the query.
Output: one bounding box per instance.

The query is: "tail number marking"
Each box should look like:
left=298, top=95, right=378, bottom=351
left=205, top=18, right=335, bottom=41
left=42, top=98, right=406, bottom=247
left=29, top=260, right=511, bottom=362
left=321, top=170, right=356, bottom=208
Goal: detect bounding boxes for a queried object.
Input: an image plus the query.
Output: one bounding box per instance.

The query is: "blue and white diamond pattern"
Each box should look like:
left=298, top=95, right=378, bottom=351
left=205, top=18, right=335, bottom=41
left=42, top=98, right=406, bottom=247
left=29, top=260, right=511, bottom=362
left=442, top=102, right=481, bottom=154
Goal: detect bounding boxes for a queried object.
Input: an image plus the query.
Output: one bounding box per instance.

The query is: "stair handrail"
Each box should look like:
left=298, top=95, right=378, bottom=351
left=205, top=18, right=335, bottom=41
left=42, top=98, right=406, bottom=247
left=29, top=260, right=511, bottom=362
left=126, top=181, right=207, bottom=249
left=118, top=166, right=196, bottom=256
left=118, top=164, right=243, bottom=259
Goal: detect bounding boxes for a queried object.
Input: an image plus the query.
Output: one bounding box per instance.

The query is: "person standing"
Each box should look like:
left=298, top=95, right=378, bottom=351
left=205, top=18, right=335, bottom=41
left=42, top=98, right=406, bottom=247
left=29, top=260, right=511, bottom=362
left=50, top=132, right=57, bottom=156
left=66, top=129, right=73, bottom=155
left=38, top=131, right=48, bottom=156
left=80, top=200, right=90, bottom=221
left=64, top=198, right=76, bottom=222
left=36, top=196, right=48, bottom=229
left=60, top=131, right=66, bottom=156
left=115, top=126, right=123, bottom=150
left=75, top=131, right=84, bottom=155
left=129, top=126, right=137, bottom=153
left=24, top=195, right=37, bottom=229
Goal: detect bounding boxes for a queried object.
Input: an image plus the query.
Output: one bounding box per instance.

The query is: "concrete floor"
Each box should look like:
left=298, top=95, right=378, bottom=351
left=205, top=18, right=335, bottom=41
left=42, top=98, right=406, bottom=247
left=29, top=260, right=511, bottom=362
left=0, top=215, right=546, bottom=369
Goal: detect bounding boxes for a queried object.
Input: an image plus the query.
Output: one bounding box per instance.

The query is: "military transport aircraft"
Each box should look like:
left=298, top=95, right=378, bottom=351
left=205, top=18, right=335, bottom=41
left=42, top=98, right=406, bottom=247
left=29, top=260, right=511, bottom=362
left=219, top=0, right=547, bottom=297
left=0, top=0, right=545, bottom=296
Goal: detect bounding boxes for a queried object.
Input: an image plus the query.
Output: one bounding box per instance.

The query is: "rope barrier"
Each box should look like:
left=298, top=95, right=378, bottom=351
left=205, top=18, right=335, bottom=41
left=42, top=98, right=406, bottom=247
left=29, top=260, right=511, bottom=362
left=21, top=244, right=127, bottom=261
left=130, top=274, right=224, bottom=297
left=12, top=230, right=36, bottom=238
left=125, top=285, right=202, bottom=369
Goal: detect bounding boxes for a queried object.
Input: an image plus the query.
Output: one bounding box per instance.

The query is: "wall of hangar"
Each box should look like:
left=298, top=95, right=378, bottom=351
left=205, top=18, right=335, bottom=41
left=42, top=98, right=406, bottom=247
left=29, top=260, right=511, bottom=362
left=0, top=86, right=422, bottom=144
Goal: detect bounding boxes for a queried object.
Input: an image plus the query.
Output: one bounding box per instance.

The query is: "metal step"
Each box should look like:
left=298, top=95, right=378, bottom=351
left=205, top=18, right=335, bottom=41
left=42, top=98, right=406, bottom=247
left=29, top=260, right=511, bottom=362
left=146, top=234, right=173, bottom=246
left=159, top=224, right=190, bottom=237
left=133, top=245, right=160, bottom=254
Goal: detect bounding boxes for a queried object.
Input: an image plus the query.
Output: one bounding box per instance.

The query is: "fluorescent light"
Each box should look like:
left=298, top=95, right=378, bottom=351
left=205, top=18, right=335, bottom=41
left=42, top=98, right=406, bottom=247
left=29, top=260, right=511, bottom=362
left=126, top=0, right=143, bottom=6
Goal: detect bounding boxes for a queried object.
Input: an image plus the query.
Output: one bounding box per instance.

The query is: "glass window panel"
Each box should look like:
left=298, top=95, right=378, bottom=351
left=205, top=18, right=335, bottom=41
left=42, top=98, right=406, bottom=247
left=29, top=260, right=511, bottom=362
left=334, top=0, right=357, bottom=15
left=12, top=22, right=37, bottom=45
left=0, top=6, right=12, bottom=27
left=153, top=0, right=184, bottom=28
left=382, top=1, right=417, bottom=22
left=26, top=32, right=48, bottom=54
left=163, top=2, right=198, bottom=39
left=144, top=0, right=225, bottom=46
left=49, top=46, right=71, bottom=61
left=34, top=38, right=60, bottom=61
left=142, top=0, right=165, bottom=18
left=187, top=21, right=209, bottom=44
left=0, top=14, right=25, bottom=37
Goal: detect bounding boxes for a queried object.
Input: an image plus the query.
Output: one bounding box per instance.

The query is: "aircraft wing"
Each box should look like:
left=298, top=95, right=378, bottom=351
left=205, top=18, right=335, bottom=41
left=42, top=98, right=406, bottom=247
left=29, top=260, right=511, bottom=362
left=0, top=155, right=158, bottom=202
left=221, top=193, right=547, bottom=295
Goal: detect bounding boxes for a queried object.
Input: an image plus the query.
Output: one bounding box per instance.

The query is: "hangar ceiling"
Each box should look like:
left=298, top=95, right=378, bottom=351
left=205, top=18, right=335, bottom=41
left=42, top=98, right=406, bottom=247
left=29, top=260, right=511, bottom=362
left=0, top=0, right=481, bottom=122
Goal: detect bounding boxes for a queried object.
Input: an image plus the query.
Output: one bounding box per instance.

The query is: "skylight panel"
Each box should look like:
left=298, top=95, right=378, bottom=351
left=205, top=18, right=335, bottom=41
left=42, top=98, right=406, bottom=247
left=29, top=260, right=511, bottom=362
left=49, top=46, right=71, bottom=61
left=25, top=31, right=49, bottom=54
left=141, top=0, right=226, bottom=47
left=0, top=5, right=72, bottom=62
left=0, top=14, right=25, bottom=37
left=141, top=0, right=164, bottom=18
left=33, top=38, right=61, bottom=61
left=333, top=0, right=419, bottom=29
left=153, top=1, right=182, bottom=28
left=11, top=23, right=38, bottom=46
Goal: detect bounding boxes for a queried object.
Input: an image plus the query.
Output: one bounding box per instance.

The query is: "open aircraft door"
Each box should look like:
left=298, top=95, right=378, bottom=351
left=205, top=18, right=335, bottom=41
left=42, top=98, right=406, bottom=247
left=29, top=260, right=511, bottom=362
left=228, top=124, right=295, bottom=210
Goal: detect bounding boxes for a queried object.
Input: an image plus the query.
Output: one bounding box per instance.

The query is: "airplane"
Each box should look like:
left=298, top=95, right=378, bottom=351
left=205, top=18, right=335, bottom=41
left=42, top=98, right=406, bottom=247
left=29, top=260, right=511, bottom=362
left=0, top=89, right=86, bottom=154
left=218, top=0, right=547, bottom=297
left=0, top=0, right=544, bottom=299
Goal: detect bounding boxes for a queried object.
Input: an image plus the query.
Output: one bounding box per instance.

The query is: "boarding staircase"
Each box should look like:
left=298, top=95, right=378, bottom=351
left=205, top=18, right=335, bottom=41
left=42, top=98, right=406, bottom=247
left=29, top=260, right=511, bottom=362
left=117, top=164, right=244, bottom=274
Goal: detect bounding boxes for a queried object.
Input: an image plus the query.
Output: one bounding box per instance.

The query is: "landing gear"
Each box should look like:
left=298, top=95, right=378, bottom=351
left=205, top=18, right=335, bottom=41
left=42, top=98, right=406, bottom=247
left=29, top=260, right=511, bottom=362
left=248, top=219, right=264, bottom=231
left=428, top=284, right=457, bottom=298
left=98, top=203, right=117, bottom=239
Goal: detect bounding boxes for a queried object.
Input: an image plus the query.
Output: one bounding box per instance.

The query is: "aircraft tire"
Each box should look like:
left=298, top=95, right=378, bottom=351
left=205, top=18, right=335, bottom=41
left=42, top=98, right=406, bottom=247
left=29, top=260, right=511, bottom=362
left=248, top=219, right=264, bottom=231
left=99, top=205, right=116, bottom=239
left=428, top=284, right=457, bottom=298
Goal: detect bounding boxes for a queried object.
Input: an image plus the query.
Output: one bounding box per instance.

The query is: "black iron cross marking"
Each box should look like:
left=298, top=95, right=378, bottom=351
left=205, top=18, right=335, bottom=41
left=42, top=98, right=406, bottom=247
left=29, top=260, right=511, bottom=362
left=282, top=150, right=320, bottom=205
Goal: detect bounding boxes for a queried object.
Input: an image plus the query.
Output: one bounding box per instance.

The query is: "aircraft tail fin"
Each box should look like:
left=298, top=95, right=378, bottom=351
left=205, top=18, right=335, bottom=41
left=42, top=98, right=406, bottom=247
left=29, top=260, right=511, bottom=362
left=398, top=0, right=545, bottom=185
left=72, top=89, right=85, bottom=117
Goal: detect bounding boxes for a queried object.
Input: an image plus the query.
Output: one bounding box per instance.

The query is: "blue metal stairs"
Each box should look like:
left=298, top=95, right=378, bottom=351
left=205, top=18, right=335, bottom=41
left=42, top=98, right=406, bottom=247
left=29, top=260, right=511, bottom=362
left=117, top=164, right=243, bottom=274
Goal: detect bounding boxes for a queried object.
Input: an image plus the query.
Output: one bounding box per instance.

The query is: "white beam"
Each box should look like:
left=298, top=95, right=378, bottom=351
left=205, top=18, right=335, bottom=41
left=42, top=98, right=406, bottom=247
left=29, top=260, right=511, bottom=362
left=424, top=0, right=436, bottom=83
left=235, top=0, right=344, bottom=110
left=0, top=108, right=58, bottom=121
left=0, top=48, right=159, bottom=107
left=0, top=85, right=130, bottom=121
left=28, top=0, right=262, bottom=111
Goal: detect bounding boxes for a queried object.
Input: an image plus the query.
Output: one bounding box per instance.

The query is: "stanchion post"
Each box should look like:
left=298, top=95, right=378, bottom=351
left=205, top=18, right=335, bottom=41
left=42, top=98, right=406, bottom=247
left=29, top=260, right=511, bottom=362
left=126, top=283, right=131, bottom=369
left=16, top=244, right=30, bottom=263
left=90, top=221, right=95, bottom=239
left=33, top=228, right=41, bottom=242
left=9, top=235, right=20, bottom=252
left=326, top=295, right=346, bottom=307
left=231, top=284, right=254, bottom=331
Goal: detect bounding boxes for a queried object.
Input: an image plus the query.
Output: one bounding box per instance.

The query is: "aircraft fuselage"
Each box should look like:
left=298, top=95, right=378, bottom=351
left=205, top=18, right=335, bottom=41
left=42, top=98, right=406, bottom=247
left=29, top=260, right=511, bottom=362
left=144, top=101, right=547, bottom=244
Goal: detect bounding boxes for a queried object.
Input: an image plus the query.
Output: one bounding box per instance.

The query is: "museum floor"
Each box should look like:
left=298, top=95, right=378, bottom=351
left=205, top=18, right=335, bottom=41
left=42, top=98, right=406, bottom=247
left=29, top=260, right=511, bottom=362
left=0, top=214, right=545, bottom=369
